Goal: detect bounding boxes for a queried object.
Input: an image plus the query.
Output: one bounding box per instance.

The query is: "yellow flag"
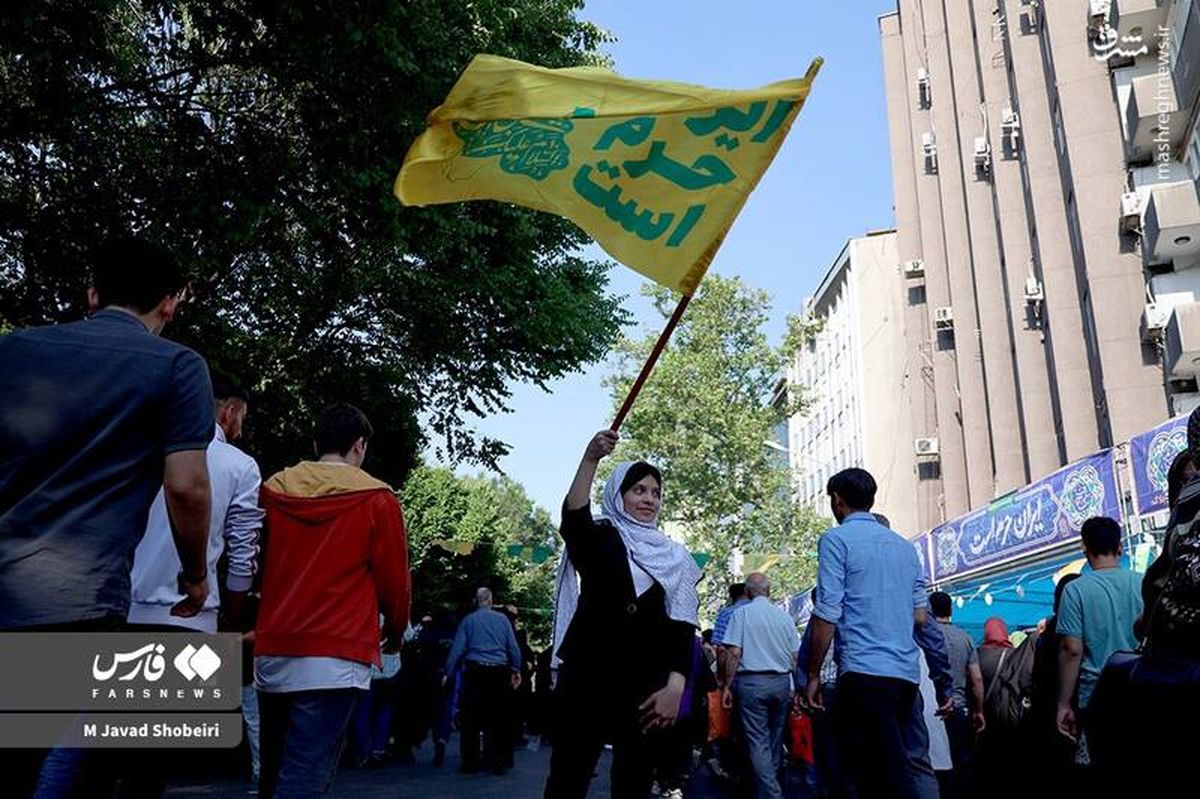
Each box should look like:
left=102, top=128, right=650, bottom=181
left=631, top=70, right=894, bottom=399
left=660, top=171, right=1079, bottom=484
left=395, top=55, right=823, bottom=294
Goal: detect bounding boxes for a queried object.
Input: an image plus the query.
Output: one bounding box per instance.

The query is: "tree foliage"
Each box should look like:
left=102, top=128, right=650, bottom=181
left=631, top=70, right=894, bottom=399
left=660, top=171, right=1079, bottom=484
left=398, top=466, right=558, bottom=645
left=0, top=0, right=626, bottom=486
left=604, top=275, right=830, bottom=618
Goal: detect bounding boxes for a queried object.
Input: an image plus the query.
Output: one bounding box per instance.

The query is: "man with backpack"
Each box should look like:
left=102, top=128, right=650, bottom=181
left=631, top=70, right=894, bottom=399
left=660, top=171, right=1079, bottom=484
left=1055, top=516, right=1142, bottom=782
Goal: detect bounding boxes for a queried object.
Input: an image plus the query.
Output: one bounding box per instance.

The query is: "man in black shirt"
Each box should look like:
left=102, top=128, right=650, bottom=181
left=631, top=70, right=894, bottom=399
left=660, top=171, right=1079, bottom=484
left=0, top=237, right=214, bottom=795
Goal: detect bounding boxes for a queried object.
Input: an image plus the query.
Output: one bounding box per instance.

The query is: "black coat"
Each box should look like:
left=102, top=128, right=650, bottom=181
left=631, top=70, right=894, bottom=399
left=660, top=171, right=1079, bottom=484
left=554, top=502, right=695, bottom=704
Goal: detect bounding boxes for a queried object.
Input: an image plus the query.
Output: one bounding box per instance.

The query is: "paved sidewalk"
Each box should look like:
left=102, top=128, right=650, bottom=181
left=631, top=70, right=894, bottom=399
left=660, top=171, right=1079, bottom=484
left=163, top=736, right=813, bottom=798
left=164, top=737, right=609, bottom=799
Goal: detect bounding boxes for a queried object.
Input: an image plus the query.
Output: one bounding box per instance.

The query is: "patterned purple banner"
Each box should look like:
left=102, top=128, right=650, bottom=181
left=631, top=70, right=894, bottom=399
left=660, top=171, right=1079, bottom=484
left=1129, top=414, right=1188, bottom=516
left=929, top=450, right=1119, bottom=582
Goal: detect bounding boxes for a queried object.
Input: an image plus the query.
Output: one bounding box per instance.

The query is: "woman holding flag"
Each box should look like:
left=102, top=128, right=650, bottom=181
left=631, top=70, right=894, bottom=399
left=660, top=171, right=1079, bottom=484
left=546, top=429, right=701, bottom=798
left=396, top=53, right=823, bottom=796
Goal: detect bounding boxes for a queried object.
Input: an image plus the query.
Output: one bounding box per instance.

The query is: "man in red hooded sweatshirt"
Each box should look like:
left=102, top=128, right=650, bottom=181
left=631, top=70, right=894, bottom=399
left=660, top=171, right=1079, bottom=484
left=253, top=403, right=410, bottom=798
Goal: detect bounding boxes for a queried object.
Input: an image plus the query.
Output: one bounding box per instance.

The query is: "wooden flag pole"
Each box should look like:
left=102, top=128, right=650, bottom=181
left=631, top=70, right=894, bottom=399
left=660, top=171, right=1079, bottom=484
left=610, top=293, right=692, bottom=432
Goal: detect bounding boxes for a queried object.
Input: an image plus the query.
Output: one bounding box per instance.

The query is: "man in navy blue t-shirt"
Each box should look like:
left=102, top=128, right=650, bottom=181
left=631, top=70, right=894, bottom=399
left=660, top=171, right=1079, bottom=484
left=0, top=237, right=215, bottom=631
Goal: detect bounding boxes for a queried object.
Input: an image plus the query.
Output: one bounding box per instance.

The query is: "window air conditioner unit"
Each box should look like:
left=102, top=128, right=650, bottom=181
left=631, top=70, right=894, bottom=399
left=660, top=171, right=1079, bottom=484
left=914, top=437, right=940, bottom=457
left=903, top=259, right=926, bottom=279
left=916, top=68, right=931, bottom=105
left=1024, top=276, right=1044, bottom=303
left=934, top=306, right=955, bottom=330
left=973, top=136, right=992, bottom=171
left=1024, top=1, right=1041, bottom=32
left=1088, top=1, right=1109, bottom=40
left=1120, top=191, right=1142, bottom=233
left=922, top=132, right=938, bottom=169
left=1001, top=107, right=1021, bottom=151
left=1142, top=302, right=1170, bottom=341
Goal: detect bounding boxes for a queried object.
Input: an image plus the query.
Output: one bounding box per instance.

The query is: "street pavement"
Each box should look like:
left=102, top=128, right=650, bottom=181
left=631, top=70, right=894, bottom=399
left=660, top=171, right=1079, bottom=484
left=164, top=736, right=814, bottom=798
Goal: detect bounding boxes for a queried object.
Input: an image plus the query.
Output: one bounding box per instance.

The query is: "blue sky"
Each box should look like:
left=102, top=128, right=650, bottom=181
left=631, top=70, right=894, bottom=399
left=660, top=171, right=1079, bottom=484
left=442, top=1, right=901, bottom=516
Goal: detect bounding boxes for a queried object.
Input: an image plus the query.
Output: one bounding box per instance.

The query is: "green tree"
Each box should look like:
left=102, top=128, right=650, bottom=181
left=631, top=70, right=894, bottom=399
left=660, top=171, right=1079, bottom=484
left=0, top=0, right=625, bottom=486
left=603, top=275, right=830, bottom=618
left=399, top=466, right=558, bottom=644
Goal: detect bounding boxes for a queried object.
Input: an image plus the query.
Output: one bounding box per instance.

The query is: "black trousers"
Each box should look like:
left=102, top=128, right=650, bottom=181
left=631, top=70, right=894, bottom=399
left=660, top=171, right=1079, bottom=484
left=544, top=670, right=660, bottom=799
left=460, top=662, right=513, bottom=771
left=836, top=672, right=920, bottom=799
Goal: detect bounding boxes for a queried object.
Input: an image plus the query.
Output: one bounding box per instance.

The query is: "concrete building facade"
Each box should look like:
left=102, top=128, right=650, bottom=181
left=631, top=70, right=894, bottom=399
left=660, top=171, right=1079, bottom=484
left=787, top=231, right=921, bottom=537
left=877, top=0, right=1200, bottom=531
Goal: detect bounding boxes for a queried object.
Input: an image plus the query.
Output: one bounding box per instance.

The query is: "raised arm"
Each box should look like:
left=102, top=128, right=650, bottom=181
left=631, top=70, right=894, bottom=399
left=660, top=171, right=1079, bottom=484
left=566, top=430, right=618, bottom=511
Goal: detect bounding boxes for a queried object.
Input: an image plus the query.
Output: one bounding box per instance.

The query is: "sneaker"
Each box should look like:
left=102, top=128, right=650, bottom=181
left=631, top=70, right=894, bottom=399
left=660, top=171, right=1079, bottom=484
left=663, top=790, right=684, bottom=799
left=707, top=757, right=730, bottom=780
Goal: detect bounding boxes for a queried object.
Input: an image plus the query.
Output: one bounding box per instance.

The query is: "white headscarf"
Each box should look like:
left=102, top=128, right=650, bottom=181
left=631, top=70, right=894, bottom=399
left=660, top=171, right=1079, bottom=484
left=551, top=461, right=701, bottom=668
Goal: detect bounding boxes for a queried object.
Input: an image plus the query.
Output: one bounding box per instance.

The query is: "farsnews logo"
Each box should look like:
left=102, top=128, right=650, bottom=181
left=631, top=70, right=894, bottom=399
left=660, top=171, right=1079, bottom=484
left=92, top=643, right=168, bottom=682
left=92, top=643, right=222, bottom=684
left=173, top=643, right=222, bottom=682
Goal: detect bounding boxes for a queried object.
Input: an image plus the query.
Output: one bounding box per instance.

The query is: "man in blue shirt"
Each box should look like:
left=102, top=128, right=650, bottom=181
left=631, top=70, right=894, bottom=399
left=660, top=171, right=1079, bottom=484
left=0, top=238, right=215, bottom=797
left=721, top=572, right=799, bottom=799
left=711, top=581, right=750, bottom=779
left=1056, top=516, right=1143, bottom=767
left=713, top=582, right=749, bottom=646
left=444, top=587, right=523, bottom=775
left=0, top=237, right=214, bottom=633
left=803, top=468, right=944, bottom=799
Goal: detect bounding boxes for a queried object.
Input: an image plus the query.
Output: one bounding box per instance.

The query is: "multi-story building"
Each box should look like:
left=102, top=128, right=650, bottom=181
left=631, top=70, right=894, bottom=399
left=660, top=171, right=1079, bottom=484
left=1111, top=1, right=1200, bottom=411
left=787, top=230, right=921, bottom=536
left=876, top=0, right=1200, bottom=531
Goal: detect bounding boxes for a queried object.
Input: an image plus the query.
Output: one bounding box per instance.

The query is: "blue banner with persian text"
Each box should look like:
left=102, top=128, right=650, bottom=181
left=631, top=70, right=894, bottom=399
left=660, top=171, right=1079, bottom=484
left=930, top=451, right=1120, bottom=583
left=1130, top=414, right=1188, bottom=516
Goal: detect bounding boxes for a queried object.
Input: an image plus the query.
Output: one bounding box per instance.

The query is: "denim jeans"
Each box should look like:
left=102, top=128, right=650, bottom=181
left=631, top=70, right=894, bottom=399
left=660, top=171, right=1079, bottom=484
left=258, top=688, right=361, bottom=798
left=350, top=675, right=399, bottom=760
left=242, top=684, right=261, bottom=781
left=901, top=689, right=939, bottom=799
left=734, top=673, right=792, bottom=799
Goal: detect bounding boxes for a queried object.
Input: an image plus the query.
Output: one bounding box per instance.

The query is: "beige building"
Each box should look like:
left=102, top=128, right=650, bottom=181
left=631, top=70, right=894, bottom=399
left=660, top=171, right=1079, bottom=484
left=877, top=0, right=1200, bottom=531
left=787, top=231, right=921, bottom=537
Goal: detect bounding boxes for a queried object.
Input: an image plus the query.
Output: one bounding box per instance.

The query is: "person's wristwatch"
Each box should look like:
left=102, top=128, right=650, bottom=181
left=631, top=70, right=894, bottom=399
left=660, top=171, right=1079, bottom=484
left=178, top=568, right=208, bottom=587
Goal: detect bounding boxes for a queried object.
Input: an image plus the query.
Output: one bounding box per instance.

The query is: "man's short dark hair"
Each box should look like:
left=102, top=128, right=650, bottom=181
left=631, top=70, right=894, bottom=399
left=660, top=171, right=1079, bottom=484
left=91, top=237, right=190, bottom=314
left=728, top=582, right=747, bottom=603
left=1081, top=516, right=1122, bottom=557
left=827, top=468, right=877, bottom=511
left=315, top=403, right=373, bottom=456
left=929, top=591, right=952, bottom=619
left=211, top=372, right=250, bottom=405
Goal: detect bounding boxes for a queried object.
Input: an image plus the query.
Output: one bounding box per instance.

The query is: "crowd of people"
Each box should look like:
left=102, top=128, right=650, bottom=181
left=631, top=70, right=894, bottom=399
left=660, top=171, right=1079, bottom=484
left=1, top=238, right=1199, bottom=798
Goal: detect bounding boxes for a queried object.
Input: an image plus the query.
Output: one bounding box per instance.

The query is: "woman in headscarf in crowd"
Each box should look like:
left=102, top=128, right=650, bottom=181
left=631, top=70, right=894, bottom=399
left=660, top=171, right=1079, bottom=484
left=1139, top=446, right=1198, bottom=640
left=973, top=616, right=1014, bottom=796
left=544, top=429, right=701, bottom=799
left=977, top=617, right=1013, bottom=688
